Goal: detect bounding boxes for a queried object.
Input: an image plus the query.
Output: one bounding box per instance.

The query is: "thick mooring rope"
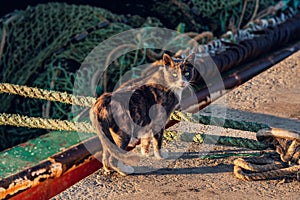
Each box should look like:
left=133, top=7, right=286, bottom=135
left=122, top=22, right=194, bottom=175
left=0, top=83, right=96, bottom=107
left=171, top=111, right=269, bottom=132
left=0, top=113, right=95, bottom=133
left=164, top=131, right=269, bottom=150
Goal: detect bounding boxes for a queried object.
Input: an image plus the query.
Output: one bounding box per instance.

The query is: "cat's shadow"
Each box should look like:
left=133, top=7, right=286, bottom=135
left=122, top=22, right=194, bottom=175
left=133, top=167, right=232, bottom=176
left=130, top=150, right=235, bottom=175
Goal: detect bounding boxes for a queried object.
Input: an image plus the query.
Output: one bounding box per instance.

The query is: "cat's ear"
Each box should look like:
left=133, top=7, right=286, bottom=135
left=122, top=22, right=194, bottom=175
left=163, top=53, right=174, bottom=67
left=185, top=53, right=195, bottom=64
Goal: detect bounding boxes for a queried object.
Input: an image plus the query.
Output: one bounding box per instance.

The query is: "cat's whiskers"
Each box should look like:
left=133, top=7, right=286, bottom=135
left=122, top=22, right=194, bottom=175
left=169, top=85, right=183, bottom=102
left=189, top=81, right=197, bottom=87
left=185, top=83, right=194, bottom=94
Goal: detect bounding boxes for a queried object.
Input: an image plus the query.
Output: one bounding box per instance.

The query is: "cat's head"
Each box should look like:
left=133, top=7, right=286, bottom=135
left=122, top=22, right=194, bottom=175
left=162, top=53, right=194, bottom=90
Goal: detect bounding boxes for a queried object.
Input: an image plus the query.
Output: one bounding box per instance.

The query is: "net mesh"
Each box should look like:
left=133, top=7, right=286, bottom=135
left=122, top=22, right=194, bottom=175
left=0, top=3, right=162, bottom=150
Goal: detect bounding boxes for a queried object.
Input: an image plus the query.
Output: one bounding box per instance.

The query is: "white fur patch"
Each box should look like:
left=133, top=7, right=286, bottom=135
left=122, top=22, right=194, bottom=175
left=173, top=88, right=183, bottom=101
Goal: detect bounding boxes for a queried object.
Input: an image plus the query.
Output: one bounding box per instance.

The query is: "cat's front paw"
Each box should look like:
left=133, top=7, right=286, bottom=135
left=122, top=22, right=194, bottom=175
left=141, top=148, right=151, bottom=157
left=103, top=167, right=112, bottom=175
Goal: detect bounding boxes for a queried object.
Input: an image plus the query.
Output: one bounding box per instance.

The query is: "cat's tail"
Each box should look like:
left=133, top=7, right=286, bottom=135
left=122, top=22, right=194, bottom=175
left=89, top=110, right=140, bottom=165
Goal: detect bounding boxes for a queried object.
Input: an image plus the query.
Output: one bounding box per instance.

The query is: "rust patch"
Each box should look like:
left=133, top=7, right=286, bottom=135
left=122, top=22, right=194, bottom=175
left=64, top=155, right=96, bottom=174
left=0, top=161, right=62, bottom=199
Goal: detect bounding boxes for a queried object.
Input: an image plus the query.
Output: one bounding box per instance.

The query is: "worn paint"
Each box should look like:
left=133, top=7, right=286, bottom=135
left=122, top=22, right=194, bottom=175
left=10, top=157, right=102, bottom=200
left=0, top=136, right=102, bottom=199
left=0, top=131, right=96, bottom=179
left=31, top=168, right=47, bottom=177
left=0, top=160, right=63, bottom=199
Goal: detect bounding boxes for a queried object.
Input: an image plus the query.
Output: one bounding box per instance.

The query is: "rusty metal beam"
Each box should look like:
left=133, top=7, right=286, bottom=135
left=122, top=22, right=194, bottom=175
left=0, top=137, right=102, bottom=200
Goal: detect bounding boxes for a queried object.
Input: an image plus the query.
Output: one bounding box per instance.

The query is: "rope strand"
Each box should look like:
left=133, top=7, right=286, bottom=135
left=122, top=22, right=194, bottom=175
left=0, top=83, right=96, bottom=107
left=0, top=113, right=95, bottom=133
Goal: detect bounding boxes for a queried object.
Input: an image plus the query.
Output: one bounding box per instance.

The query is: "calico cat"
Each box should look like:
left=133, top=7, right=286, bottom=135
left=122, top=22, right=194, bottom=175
left=90, top=53, right=195, bottom=176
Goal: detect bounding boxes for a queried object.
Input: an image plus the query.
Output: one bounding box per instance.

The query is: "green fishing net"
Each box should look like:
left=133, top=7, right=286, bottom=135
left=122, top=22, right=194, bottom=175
left=0, top=1, right=290, bottom=150
left=0, top=3, right=162, bottom=150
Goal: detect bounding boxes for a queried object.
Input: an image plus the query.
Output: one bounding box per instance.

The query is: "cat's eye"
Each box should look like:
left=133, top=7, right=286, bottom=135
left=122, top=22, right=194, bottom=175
left=172, top=72, right=178, bottom=77
left=184, top=72, right=190, bottom=77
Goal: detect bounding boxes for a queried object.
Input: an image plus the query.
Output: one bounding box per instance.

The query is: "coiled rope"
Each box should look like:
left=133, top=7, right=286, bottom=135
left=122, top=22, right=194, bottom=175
left=234, top=156, right=300, bottom=181
left=234, top=128, right=300, bottom=181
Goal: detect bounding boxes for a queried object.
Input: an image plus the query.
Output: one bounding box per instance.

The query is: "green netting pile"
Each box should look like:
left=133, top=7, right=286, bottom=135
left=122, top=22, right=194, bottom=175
left=0, top=1, right=293, bottom=150
left=0, top=3, right=163, bottom=150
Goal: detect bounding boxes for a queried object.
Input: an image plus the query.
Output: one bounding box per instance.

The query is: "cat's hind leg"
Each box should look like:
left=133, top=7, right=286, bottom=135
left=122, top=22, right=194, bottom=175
left=108, top=131, right=134, bottom=176
left=153, top=129, right=164, bottom=159
left=102, top=149, right=113, bottom=175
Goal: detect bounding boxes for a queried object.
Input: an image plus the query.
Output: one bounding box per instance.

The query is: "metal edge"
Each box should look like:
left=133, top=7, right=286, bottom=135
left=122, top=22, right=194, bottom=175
left=0, top=136, right=102, bottom=200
